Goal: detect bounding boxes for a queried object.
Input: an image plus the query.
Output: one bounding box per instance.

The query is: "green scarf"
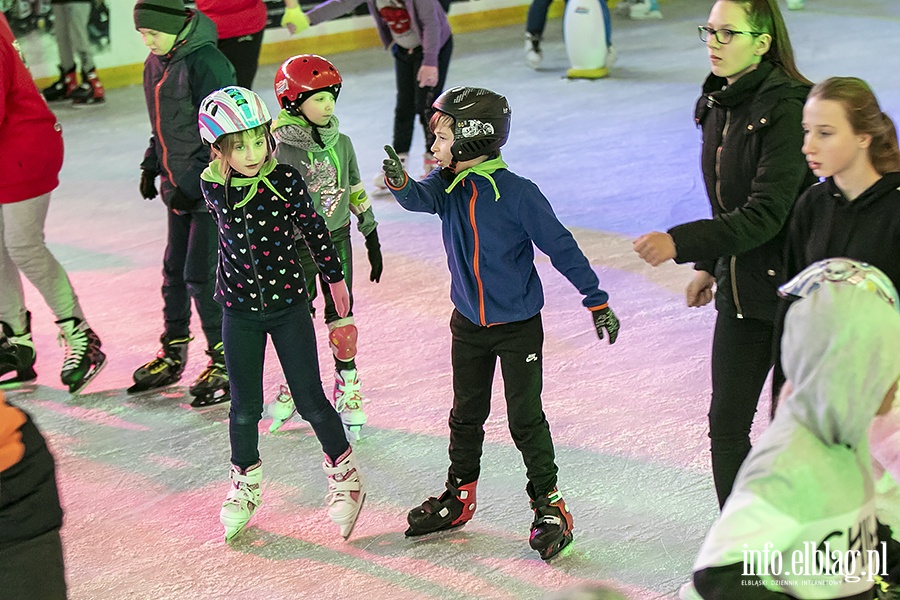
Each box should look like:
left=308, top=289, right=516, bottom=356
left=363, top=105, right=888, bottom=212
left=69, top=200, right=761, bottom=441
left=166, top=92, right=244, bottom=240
left=200, top=157, right=286, bottom=209
left=445, top=154, right=508, bottom=201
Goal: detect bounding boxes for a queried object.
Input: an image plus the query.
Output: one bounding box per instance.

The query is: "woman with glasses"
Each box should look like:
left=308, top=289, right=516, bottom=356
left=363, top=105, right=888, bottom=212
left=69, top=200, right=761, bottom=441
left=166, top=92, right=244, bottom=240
left=633, top=0, right=815, bottom=509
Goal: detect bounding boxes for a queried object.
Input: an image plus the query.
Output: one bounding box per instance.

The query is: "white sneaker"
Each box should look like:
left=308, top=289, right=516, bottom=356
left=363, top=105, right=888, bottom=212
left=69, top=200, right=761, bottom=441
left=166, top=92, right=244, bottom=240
left=629, top=1, right=663, bottom=19
left=524, top=33, right=543, bottom=70
left=787, top=0, right=804, bottom=9
left=323, top=447, right=366, bottom=538
left=334, top=369, right=367, bottom=440
left=220, top=462, right=262, bottom=541
left=268, top=384, right=296, bottom=433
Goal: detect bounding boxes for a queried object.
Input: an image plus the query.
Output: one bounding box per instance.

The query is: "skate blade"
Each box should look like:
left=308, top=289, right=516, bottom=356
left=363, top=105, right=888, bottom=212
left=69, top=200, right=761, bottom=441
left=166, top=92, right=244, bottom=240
left=190, top=390, right=230, bottom=408
left=68, top=355, right=107, bottom=395
left=404, top=518, right=470, bottom=538
left=339, top=491, right=366, bottom=540
left=0, top=375, right=38, bottom=390
left=126, top=380, right=181, bottom=395
left=537, top=531, right=574, bottom=561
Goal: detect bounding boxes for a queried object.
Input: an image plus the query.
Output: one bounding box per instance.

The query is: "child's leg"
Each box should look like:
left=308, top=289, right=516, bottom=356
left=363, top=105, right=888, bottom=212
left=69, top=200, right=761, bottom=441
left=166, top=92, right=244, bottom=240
left=392, top=46, right=419, bottom=155
left=497, top=313, right=558, bottom=497
left=221, top=309, right=268, bottom=470
left=161, top=210, right=194, bottom=341
left=525, top=0, right=555, bottom=37
left=1, top=193, right=85, bottom=327
left=50, top=5, right=76, bottom=70
left=447, top=310, right=497, bottom=485
left=269, top=306, right=348, bottom=462
left=64, top=2, right=94, bottom=71
left=182, top=212, right=222, bottom=350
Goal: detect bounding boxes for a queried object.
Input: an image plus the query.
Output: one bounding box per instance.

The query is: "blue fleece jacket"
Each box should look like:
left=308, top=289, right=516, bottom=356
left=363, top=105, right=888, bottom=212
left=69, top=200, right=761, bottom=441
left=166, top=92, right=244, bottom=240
left=389, top=160, right=609, bottom=326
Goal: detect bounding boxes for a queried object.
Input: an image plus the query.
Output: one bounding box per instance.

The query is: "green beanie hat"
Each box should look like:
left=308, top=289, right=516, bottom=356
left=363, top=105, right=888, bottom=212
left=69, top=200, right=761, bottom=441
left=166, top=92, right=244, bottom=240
left=134, top=0, right=187, bottom=35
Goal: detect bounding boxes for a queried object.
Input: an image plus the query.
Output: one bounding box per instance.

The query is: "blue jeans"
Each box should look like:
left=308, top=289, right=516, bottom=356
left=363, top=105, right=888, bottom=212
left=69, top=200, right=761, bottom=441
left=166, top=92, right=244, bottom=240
left=162, top=209, right=221, bottom=348
left=527, top=0, right=612, bottom=47
left=222, top=305, right=349, bottom=470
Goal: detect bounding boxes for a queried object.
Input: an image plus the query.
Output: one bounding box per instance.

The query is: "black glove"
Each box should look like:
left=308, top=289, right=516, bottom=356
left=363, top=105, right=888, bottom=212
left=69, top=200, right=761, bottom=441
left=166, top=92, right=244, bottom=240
left=591, top=306, right=620, bottom=345
left=382, top=145, right=407, bottom=188
left=169, top=186, right=197, bottom=211
left=364, top=228, right=383, bottom=283
left=139, top=169, right=158, bottom=200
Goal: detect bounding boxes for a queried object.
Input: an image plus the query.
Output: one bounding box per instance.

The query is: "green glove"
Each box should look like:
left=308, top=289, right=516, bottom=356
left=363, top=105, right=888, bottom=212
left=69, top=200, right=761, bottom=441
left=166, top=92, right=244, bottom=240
left=382, top=145, right=407, bottom=188
left=282, top=6, right=310, bottom=35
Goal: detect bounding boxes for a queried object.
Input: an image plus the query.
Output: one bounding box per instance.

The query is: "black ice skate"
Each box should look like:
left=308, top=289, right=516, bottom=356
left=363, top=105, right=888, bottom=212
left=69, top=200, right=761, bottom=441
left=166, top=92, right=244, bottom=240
left=128, top=335, right=191, bottom=394
left=56, top=317, right=106, bottom=394
left=529, top=487, right=574, bottom=560
left=0, top=313, right=37, bottom=389
left=405, top=479, right=477, bottom=537
left=189, top=342, right=229, bottom=407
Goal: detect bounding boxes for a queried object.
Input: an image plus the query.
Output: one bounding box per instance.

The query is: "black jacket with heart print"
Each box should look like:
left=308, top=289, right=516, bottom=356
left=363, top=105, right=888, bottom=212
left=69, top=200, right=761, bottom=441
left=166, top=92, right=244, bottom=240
left=200, top=159, right=344, bottom=312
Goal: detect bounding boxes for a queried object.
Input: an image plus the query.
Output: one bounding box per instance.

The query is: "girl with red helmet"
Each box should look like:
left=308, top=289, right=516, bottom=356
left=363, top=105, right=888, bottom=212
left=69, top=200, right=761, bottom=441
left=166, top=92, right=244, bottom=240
left=198, top=86, right=366, bottom=542
left=269, top=54, right=382, bottom=441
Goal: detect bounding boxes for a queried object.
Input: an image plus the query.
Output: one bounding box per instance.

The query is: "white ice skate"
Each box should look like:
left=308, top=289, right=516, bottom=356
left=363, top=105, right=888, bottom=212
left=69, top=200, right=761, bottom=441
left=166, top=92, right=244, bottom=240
left=323, top=447, right=365, bottom=539
left=334, top=369, right=367, bottom=441
left=220, top=462, right=262, bottom=541
left=268, top=384, right=297, bottom=433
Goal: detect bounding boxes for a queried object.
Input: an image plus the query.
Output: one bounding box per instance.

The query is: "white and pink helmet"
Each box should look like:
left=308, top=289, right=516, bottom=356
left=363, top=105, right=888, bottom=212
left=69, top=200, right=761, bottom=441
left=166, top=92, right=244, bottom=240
left=198, top=86, right=272, bottom=146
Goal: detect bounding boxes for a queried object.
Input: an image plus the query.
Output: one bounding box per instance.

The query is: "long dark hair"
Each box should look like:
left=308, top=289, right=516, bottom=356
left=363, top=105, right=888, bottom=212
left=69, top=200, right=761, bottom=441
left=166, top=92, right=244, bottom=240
left=809, top=77, right=900, bottom=175
left=731, top=0, right=812, bottom=86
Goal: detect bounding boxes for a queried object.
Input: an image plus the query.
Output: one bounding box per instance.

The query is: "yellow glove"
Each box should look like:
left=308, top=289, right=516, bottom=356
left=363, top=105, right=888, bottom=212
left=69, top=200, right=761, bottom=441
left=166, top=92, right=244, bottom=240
left=281, top=6, right=310, bottom=35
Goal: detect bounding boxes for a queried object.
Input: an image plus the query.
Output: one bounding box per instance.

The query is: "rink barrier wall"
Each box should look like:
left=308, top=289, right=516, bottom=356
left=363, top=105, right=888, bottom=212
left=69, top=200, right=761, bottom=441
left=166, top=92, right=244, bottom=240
left=30, top=0, right=574, bottom=91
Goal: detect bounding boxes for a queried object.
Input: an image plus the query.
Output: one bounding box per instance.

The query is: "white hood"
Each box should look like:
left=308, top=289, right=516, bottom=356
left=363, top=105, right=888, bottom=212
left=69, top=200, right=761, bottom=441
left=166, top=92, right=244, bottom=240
left=781, top=284, right=900, bottom=449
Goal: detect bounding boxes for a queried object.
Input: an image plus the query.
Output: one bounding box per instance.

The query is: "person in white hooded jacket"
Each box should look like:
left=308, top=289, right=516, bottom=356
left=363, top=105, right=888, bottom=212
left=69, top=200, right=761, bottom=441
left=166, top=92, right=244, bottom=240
left=689, top=278, right=900, bottom=599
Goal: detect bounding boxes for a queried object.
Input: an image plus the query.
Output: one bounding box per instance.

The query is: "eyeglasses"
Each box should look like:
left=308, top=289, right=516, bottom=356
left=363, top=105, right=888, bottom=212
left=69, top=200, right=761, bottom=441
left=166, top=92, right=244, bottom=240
left=698, top=26, right=764, bottom=45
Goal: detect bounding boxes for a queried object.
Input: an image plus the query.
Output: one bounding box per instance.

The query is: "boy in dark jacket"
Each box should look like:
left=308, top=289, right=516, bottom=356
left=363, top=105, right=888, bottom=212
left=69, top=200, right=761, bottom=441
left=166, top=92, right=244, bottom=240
left=382, top=86, right=620, bottom=560
left=130, top=0, right=236, bottom=405
left=0, top=390, right=66, bottom=599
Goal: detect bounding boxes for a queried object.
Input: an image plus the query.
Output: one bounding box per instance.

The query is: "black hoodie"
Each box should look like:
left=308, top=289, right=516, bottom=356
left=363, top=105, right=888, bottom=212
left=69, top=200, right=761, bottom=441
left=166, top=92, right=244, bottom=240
left=784, top=171, right=900, bottom=287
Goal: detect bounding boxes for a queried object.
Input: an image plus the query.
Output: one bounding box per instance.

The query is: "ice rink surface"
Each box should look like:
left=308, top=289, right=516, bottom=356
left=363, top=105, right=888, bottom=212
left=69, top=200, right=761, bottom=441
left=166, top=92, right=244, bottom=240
left=7, top=1, right=900, bottom=598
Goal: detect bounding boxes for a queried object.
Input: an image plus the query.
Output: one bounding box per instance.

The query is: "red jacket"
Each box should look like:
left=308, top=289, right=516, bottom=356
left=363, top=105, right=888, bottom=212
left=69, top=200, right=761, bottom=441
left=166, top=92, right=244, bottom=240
left=196, top=0, right=268, bottom=40
left=0, top=15, right=64, bottom=204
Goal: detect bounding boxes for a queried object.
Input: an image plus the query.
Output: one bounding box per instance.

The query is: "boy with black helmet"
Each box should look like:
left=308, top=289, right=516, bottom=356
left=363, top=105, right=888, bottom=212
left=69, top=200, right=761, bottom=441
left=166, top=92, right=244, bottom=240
left=381, top=86, right=621, bottom=560
left=269, top=54, right=382, bottom=440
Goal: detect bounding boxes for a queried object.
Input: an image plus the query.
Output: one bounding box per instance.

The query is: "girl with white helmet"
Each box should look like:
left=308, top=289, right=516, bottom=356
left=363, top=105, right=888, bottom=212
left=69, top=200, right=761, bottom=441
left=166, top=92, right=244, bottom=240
left=198, top=86, right=365, bottom=542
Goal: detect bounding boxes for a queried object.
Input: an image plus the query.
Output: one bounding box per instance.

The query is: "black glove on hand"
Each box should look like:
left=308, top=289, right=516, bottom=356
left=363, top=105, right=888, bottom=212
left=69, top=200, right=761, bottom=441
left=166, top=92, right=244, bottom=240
left=139, top=169, right=158, bottom=200
left=592, top=306, right=620, bottom=345
left=169, top=186, right=196, bottom=211
left=364, top=229, right=383, bottom=283
left=382, top=145, right=407, bottom=188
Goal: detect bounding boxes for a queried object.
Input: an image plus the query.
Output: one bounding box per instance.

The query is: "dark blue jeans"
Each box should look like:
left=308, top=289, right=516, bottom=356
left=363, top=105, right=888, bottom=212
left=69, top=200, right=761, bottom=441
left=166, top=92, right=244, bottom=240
left=222, top=305, right=349, bottom=470
left=391, top=37, right=453, bottom=155
left=448, top=310, right=559, bottom=500
left=709, top=312, right=774, bottom=508
left=162, top=209, right=222, bottom=348
left=527, top=0, right=612, bottom=46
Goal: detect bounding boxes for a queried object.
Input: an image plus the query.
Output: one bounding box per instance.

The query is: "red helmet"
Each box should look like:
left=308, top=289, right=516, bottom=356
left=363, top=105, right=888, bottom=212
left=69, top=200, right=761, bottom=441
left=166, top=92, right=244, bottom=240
left=274, top=54, right=342, bottom=115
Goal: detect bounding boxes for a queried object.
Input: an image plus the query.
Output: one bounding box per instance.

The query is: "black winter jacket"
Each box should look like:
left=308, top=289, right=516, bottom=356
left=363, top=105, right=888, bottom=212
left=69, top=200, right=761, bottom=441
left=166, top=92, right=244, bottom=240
left=0, top=403, right=62, bottom=549
left=669, top=62, right=815, bottom=321
left=785, top=172, right=900, bottom=286
left=140, top=10, right=235, bottom=212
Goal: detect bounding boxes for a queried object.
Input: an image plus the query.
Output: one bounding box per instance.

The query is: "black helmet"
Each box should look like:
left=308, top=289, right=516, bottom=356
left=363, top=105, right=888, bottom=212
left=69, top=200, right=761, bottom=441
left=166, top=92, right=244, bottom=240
left=432, top=87, right=511, bottom=162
